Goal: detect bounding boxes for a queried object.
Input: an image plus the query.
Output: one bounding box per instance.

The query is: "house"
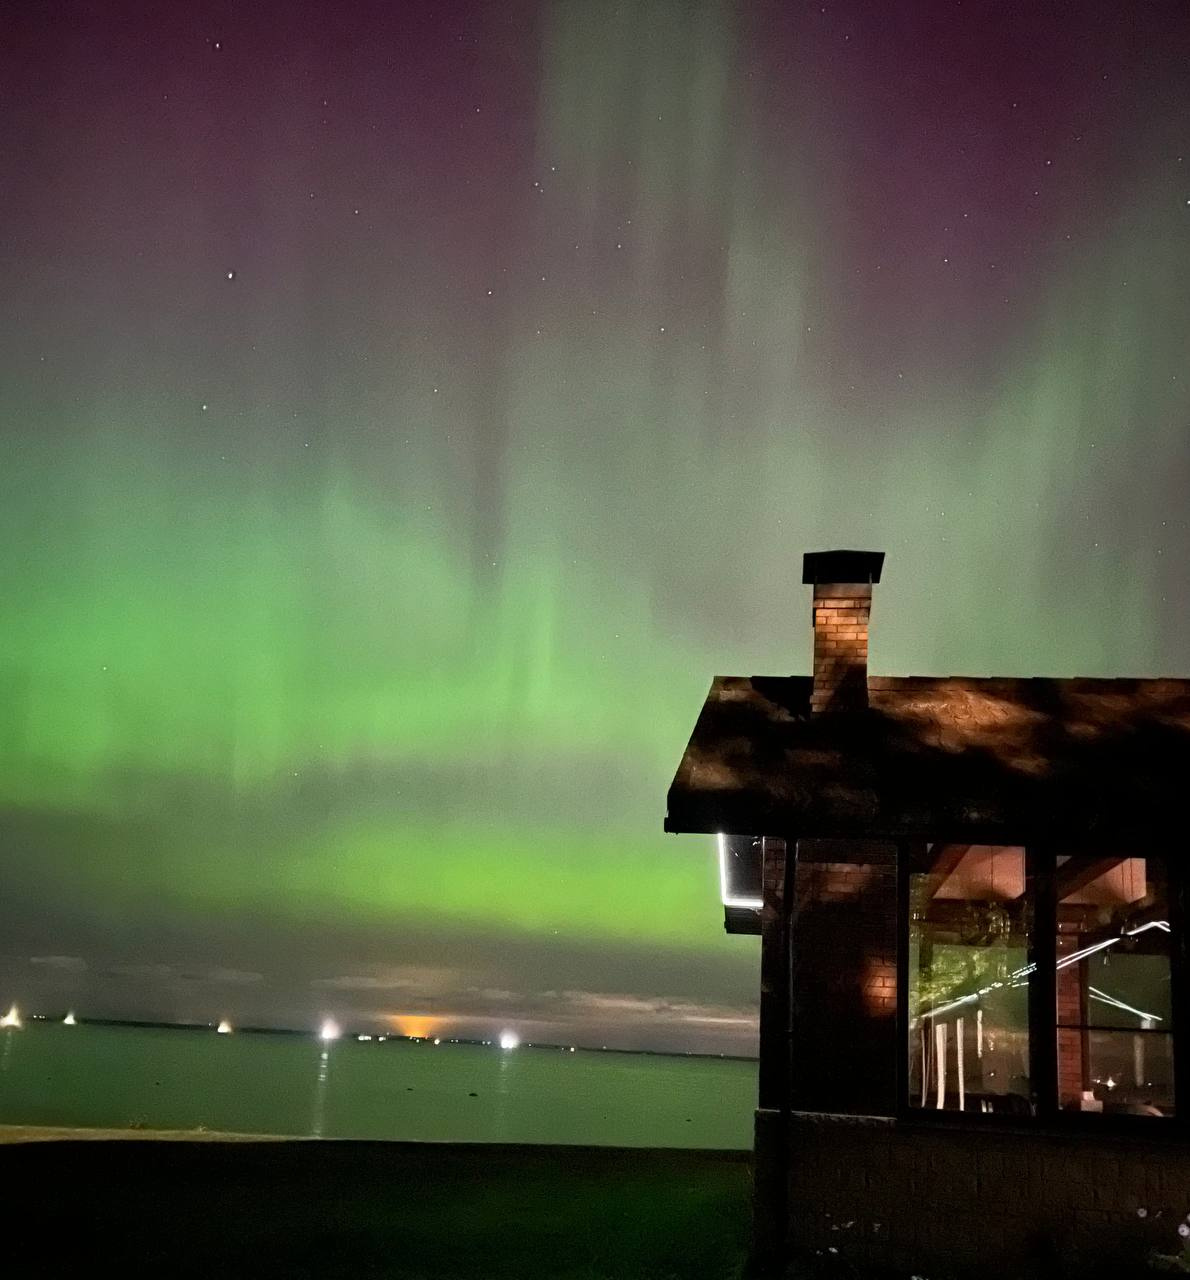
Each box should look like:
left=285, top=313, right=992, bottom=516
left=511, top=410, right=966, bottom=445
left=665, top=550, right=1190, bottom=1277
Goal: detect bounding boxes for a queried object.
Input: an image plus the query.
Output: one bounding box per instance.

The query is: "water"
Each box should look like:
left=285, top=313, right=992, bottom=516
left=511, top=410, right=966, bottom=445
left=0, top=1023, right=756, bottom=1147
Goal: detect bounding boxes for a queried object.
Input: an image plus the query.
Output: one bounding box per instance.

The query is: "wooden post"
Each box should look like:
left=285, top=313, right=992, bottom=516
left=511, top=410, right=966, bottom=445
left=751, top=836, right=793, bottom=1275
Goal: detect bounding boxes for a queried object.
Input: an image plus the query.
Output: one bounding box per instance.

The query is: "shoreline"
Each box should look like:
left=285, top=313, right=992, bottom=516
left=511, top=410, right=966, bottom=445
left=0, top=1122, right=296, bottom=1143
left=0, top=1122, right=753, bottom=1156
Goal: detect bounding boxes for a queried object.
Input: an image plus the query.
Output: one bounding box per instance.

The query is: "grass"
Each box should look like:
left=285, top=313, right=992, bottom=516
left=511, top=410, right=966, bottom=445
left=0, top=1137, right=752, bottom=1278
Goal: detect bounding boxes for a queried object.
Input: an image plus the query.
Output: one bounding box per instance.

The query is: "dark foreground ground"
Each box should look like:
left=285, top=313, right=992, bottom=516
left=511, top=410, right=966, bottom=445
left=0, top=1135, right=752, bottom=1279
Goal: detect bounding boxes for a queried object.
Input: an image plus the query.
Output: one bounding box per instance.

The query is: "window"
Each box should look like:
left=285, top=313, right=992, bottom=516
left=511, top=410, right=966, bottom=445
left=908, top=845, right=1032, bottom=1114
left=903, top=845, right=1177, bottom=1120
left=717, top=834, right=764, bottom=908
left=1056, top=856, right=1174, bottom=1117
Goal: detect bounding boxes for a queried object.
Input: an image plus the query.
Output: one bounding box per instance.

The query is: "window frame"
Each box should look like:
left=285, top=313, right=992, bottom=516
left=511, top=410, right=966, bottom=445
left=895, top=839, right=1188, bottom=1138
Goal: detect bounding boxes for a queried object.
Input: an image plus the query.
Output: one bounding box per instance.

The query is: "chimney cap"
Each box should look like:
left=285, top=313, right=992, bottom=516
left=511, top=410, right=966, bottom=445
left=801, top=549, right=885, bottom=585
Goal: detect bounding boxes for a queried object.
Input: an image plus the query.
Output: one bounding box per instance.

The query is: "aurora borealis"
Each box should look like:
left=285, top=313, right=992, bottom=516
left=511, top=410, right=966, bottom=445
left=1, top=1, right=1188, bottom=1054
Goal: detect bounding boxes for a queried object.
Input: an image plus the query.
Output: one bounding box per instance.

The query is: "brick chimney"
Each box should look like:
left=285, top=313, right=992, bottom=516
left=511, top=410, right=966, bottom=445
left=802, top=550, right=885, bottom=714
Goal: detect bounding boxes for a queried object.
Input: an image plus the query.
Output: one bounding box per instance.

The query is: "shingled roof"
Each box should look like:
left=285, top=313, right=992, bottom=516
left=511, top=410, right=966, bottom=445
left=665, top=674, right=1190, bottom=844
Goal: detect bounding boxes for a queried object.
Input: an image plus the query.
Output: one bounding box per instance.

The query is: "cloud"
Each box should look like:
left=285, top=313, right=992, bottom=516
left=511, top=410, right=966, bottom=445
left=548, top=989, right=757, bottom=1028
left=107, top=962, right=176, bottom=981
left=310, top=966, right=461, bottom=994
left=202, top=968, right=264, bottom=986
left=671, top=1012, right=757, bottom=1027
left=295, top=968, right=757, bottom=1053
left=29, top=954, right=88, bottom=972
left=371, top=982, right=756, bottom=1030
left=311, top=975, right=401, bottom=991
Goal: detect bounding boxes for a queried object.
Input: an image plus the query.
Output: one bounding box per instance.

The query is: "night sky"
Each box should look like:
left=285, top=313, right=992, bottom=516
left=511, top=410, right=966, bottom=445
left=1, top=1, right=1188, bottom=1054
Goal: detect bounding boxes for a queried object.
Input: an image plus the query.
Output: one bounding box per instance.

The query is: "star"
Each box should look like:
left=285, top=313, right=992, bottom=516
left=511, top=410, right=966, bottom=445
left=226, top=270, right=236, bottom=280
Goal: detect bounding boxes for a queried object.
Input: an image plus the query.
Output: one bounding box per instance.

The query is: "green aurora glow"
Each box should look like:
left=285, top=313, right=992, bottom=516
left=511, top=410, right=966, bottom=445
left=0, top=0, right=1187, bottom=1049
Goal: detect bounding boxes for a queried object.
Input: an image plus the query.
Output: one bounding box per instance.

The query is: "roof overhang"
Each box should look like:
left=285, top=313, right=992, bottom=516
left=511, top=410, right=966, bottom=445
left=666, top=673, right=1190, bottom=845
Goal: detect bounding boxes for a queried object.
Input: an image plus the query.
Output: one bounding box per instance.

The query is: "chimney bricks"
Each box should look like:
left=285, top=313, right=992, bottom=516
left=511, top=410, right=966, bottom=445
left=802, top=551, right=884, bottom=715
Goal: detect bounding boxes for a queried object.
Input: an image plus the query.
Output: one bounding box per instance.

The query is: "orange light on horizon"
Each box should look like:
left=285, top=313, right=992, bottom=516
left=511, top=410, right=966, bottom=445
left=390, top=1014, right=443, bottom=1040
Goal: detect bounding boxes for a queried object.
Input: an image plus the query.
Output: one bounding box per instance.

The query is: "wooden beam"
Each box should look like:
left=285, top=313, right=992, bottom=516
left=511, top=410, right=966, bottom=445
left=1054, top=855, right=1127, bottom=902
left=920, top=843, right=971, bottom=900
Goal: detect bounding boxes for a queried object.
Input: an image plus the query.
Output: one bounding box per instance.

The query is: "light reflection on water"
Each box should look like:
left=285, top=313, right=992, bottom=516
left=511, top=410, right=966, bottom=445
left=494, top=1046, right=511, bottom=1140
left=311, top=1046, right=331, bottom=1138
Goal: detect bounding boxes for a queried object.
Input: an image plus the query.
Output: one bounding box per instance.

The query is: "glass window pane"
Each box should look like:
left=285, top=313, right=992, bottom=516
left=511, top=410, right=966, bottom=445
left=718, top=834, right=763, bottom=905
left=1056, top=856, right=1174, bottom=1117
left=908, top=845, right=1031, bottom=1113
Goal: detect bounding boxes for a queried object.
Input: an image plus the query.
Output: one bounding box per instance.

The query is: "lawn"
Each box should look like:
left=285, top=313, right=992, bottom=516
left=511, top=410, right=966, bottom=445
left=0, top=1136, right=753, bottom=1279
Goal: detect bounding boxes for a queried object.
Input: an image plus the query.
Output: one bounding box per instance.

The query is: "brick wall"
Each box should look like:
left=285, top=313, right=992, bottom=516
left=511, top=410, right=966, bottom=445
left=782, top=1111, right=1190, bottom=1278
left=810, top=583, right=872, bottom=714
left=792, top=841, right=898, bottom=1115
left=1057, top=930, right=1088, bottom=1109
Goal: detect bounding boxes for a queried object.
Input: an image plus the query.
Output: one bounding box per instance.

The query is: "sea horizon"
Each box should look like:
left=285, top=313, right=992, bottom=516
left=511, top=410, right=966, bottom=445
left=2, top=1010, right=759, bottom=1063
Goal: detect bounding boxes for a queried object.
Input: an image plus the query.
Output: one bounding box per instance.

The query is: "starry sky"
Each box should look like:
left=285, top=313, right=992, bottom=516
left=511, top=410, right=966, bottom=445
left=1, top=0, right=1188, bottom=1054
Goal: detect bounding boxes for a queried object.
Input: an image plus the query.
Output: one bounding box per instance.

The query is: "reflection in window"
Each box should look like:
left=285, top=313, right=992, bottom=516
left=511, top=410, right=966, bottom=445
left=1056, top=857, right=1174, bottom=1117
left=909, top=845, right=1031, bottom=1113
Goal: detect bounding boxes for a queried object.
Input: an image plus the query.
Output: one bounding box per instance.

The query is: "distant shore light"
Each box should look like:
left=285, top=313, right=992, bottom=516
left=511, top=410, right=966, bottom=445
left=499, top=1030, right=519, bottom=1050
left=0, top=1005, right=21, bottom=1030
left=433, top=1037, right=440, bottom=1045
left=216, top=1019, right=232, bottom=1035
left=319, top=1018, right=341, bottom=1042
left=63, top=1011, right=77, bottom=1026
